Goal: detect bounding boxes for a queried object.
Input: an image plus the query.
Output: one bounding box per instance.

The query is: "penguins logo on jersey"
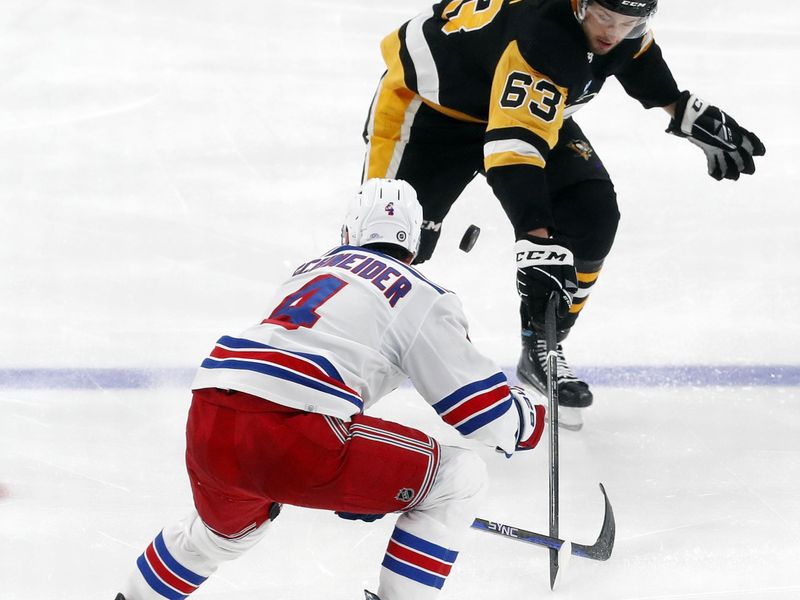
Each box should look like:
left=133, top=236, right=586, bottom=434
left=567, top=139, right=593, bottom=160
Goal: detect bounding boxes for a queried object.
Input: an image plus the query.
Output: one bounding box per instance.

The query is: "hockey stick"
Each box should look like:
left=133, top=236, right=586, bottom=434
left=470, top=294, right=616, bottom=582
left=470, top=482, right=615, bottom=560
left=544, top=291, right=560, bottom=588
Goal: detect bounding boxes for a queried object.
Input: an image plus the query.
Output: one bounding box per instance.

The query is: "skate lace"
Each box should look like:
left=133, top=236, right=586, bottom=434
left=534, top=339, right=577, bottom=382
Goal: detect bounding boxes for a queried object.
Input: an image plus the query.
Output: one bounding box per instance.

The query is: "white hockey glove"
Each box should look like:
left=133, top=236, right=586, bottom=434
left=515, top=235, right=578, bottom=327
left=511, top=386, right=545, bottom=452
left=667, top=91, right=766, bottom=181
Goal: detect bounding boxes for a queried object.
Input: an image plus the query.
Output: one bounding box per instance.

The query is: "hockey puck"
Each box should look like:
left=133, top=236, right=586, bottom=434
left=459, top=224, right=481, bottom=253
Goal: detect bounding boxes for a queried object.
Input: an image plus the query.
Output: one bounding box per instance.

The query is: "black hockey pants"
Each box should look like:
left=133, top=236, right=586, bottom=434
left=363, top=102, right=620, bottom=332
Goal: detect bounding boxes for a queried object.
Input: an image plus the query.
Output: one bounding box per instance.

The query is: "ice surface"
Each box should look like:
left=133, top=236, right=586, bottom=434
left=1, top=0, right=798, bottom=599
left=2, top=386, right=799, bottom=599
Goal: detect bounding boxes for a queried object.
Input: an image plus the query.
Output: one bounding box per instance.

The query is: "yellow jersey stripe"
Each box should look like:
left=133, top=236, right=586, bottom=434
left=366, top=30, right=418, bottom=179
left=485, top=150, right=546, bottom=170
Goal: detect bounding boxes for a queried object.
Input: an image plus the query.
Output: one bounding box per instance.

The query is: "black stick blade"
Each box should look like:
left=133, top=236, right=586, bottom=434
left=469, top=483, right=615, bottom=561
left=588, top=483, right=616, bottom=561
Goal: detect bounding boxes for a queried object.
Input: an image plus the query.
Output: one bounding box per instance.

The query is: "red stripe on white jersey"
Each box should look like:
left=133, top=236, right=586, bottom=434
left=439, top=383, right=510, bottom=428
left=209, top=345, right=357, bottom=395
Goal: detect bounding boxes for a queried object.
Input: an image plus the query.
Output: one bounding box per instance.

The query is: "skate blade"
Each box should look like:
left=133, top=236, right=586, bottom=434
left=557, top=407, right=584, bottom=431
left=545, top=406, right=584, bottom=431
left=516, top=374, right=585, bottom=431
left=515, top=370, right=546, bottom=397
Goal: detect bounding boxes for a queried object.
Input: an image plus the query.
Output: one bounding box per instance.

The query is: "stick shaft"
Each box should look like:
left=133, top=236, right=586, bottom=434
left=545, top=293, right=560, bottom=588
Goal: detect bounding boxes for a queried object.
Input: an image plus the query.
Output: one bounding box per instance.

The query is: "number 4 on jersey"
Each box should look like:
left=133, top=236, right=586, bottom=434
left=263, top=275, right=347, bottom=330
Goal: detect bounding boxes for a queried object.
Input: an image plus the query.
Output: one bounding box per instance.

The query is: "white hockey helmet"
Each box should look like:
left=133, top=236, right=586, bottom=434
left=342, top=178, right=423, bottom=258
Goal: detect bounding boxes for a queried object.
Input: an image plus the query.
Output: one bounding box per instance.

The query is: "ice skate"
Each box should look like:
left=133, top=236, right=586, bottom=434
left=364, top=591, right=381, bottom=600
left=516, top=330, right=592, bottom=431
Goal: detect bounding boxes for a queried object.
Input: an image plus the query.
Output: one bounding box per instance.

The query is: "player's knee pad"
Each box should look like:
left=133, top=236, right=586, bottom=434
left=579, top=180, right=619, bottom=259
left=165, top=511, right=271, bottom=568
left=419, top=446, right=488, bottom=513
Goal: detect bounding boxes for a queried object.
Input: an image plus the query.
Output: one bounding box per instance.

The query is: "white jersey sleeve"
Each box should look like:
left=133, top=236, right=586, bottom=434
left=393, top=293, right=520, bottom=455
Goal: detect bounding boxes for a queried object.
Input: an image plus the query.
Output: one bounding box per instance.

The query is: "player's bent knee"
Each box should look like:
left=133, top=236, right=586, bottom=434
left=422, top=446, right=488, bottom=511
left=169, top=511, right=270, bottom=566
left=556, top=180, right=620, bottom=261
left=581, top=181, right=619, bottom=258
left=451, top=448, right=489, bottom=502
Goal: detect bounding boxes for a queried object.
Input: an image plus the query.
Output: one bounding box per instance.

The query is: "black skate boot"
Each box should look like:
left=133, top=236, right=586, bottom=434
left=364, top=591, right=381, bottom=600
left=517, top=329, right=592, bottom=430
left=114, top=595, right=126, bottom=600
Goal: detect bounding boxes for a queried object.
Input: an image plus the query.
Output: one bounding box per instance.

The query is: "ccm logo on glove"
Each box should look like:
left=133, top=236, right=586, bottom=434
left=516, top=243, right=573, bottom=267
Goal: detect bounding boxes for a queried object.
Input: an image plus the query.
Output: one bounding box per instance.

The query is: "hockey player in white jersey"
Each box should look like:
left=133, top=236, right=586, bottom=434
left=115, top=179, right=546, bottom=600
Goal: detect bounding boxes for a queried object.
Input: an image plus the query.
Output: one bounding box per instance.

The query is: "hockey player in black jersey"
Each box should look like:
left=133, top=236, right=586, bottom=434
left=361, top=0, right=765, bottom=423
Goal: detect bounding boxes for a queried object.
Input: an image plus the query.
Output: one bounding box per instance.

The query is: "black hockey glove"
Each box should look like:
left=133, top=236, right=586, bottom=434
left=667, top=91, right=766, bottom=181
left=515, top=235, right=577, bottom=326
left=411, top=221, right=442, bottom=265
left=336, top=512, right=385, bottom=522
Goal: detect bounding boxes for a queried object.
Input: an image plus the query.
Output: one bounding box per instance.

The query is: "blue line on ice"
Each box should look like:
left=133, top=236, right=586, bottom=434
left=1, top=365, right=799, bottom=389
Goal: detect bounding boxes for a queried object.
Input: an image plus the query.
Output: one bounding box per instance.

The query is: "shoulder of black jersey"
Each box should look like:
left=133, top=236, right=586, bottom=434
left=615, top=35, right=651, bottom=59
left=514, top=0, right=590, bottom=88
left=601, top=31, right=658, bottom=72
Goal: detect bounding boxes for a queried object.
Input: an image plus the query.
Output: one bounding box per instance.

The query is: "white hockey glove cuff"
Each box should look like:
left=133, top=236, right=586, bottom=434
left=511, top=386, right=545, bottom=453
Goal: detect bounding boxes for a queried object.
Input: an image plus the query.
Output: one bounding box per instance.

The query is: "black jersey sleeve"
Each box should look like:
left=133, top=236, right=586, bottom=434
left=483, top=35, right=577, bottom=234
left=615, top=32, right=681, bottom=109
left=487, top=164, right=553, bottom=233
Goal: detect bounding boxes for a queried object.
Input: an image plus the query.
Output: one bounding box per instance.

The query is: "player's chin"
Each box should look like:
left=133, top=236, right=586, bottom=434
left=590, top=39, right=617, bottom=54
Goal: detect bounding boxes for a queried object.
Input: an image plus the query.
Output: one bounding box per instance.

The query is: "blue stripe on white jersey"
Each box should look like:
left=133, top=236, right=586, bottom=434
left=456, top=399, right=512, bottom=435
left=433, top=372, right=507, bottom=413
left=199, top=358, right=363, bottom=412
left=198, top=337, right=363, bottom=412
left=213, top=335, right=344, bottom=382
left=431, top=372, right=512, bottom=435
